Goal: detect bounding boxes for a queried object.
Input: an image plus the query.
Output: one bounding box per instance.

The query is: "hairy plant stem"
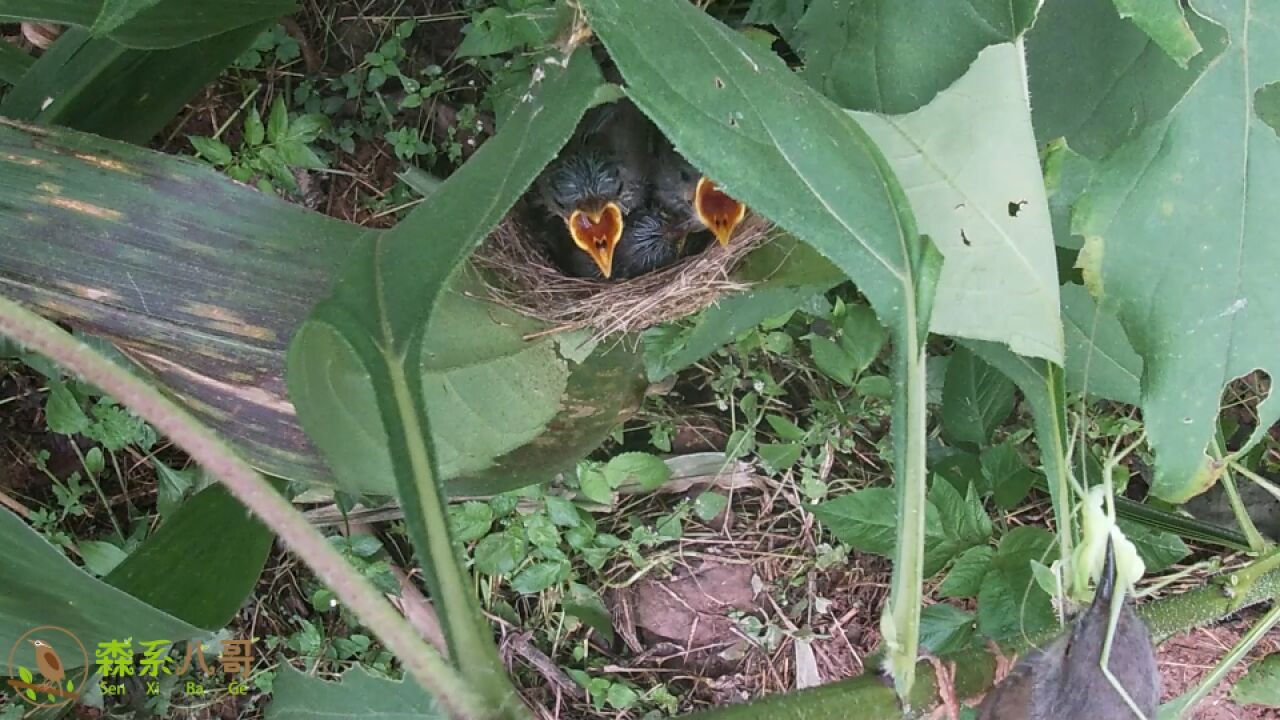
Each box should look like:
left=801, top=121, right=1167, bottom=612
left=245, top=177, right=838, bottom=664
left=0, top=296, right=485, bottom=720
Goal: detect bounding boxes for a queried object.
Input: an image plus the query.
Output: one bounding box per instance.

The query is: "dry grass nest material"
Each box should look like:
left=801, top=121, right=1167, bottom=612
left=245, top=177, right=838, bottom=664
left=472, top=214, right=774, bottom=337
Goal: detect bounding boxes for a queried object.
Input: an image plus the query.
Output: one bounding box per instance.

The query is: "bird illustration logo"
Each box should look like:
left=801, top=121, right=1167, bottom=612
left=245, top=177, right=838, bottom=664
left=31, top=639, right=65, bottom=684
left=6, top=626, right=88, bottom=707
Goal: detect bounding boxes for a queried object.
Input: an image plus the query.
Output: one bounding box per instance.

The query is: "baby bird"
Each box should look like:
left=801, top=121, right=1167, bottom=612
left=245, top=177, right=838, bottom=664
left=562, top=205, right=690, bottom=280
left=537, top=100, right=655, bottom=278
left=652, top=140, right=747, bottom=247
left=977, top=540, right=1159, bottom=720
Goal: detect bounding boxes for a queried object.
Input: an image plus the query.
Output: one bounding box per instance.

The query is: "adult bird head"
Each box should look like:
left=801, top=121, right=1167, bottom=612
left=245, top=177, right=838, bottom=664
left=694, top=177, right=746, bottom=246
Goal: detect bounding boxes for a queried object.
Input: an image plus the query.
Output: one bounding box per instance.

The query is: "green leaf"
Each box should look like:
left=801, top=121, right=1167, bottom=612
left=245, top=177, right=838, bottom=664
left=1060, top=283, right=1143, bottom=405
left=606, top=682, right=640, bottom=710
left=792, top=0, right=1038, bottom=113
left=1117, top=519, right=1189, bottom=573
left=0, top=39, right=33, bottom=85
left=839, top=303, right=887, bottom=372
left=448, top=501, right=493, bottom=544
left=938, top=545, right=996, bottom=599
left=1, top=24, right=268, bottom=144
left=1232, top=653, right=1280, bottom=707
left=18, top=665, right=33, bottom=684
left=1111, top=0, right=1202, bottom=67
left=544, top=496, right=581, bottom=528
left=918, top=604, right=977, bottom=656
left=267, top=96, right=289, bottom=144
left=758, top=443, right=803, bottom=473
left=151, top=459, right=196, bottom=520
left=266, top=663, right=444, bottom=720
left=929, top=478, right=992, bottom=548
left=810, top=336, right=856, bottom=387
left=1026, top=0, right=1227, bottom=158
left=980, top=441, right=1037, bottom=510
left=78, top=540, right=128, bottom=576
left=1042, top=140, right=1095, bottom=251
left=855, top=374, right=893, bottom=400
left=510, top=561, right=566, bottom=595
left=244, top=106, right=265, bottom=145
left=743, top=0, right=807, bottom=38
left=851, top=43, right=1062, bottom=362
left=473, top=532, right=527, bottom=577
left=694, top=491, right=730, bottom=522
left=977, top=526, right=1059, bottom=642
left=0, top=507, right=203, bottom=668
left=1072, top=0, right=1280, bottom=501
left=603, top=452, right=671, bottom=492
left=0, top=0, right=295, bottom=49
left=189, top=135, right=233, bottom=165
left=811, top=489, right=956, bottom=576
left=45, top=380, right=90, bottom=435
left=105, top=482, right=276, bottom=630
left=941, top=346, right=1015, bottom=446
left=578, top=468, right=613, bottom=505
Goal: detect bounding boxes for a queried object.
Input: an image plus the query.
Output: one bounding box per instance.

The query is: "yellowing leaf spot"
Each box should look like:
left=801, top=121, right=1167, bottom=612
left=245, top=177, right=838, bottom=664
left=1161, top=200, right=1175, bottom=216
left=179, top=302, right=277, bottom=342
left=38, top=196, right=122, bottom=222
left=74, top=152, right=134, bottom=174
left=1076, top=234, right=1105, bottom=299
left=36, top=182, right=61, bottom=195
left=3, top=153, right=42, bottom=167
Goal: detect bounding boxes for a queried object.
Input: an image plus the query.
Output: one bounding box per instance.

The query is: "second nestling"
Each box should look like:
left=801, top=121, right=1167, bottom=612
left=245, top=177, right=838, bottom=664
left=534, top=98, right=747, bottom=280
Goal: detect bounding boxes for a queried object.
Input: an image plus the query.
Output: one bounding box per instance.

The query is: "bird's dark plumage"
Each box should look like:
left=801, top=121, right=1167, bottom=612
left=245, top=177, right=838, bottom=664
left=977, top=541, right=1159, bottom=720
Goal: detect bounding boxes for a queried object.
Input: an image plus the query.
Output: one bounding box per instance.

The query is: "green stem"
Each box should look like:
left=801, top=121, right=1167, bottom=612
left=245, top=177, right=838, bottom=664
left=885, top=313, right=928, bottom=703
left=385, top=356, right=519, bottom=717
left=1212, top=441, right=1267, bottom=552
left=0, top=296, right=485, bottom=720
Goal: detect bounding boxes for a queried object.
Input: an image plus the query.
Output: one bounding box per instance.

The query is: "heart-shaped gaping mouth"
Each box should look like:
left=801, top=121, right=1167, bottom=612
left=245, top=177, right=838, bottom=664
left=695, top=177, right=747, bottom=246
left=568, top=202, right=624, bottom=278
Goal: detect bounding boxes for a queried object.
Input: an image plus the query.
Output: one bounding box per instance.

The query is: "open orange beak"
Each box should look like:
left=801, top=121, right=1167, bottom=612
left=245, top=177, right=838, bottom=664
left=695, top=177, right=746, bottom=246
left=568, top=202, right=624, bottom=278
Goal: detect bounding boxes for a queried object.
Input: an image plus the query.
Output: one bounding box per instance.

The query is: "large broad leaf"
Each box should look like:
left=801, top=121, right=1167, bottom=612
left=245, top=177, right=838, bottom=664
left=853, top=43, right=1062, bottom=362
left=790, top=0, right=1039, bottom=113
left=0, top=0, right=294, bottom=49
left=266, top=664, right=443, bottom=720
left=0, top=507, right=203, bottom=669
left=0, top=118, right=643, bottom=496
left=1073, top=0, right=1280, bottom=502
left=577, top=0, right=938, bottom=699
left=1111, top=0, right=1203, bottom=68
left=1, top=24, right=267, bottom=144
left=286, top=49, right=601, bottom=706
left=105, top=482, right=276, bottom=630
left=1026, top=0, right=1227, bottom=159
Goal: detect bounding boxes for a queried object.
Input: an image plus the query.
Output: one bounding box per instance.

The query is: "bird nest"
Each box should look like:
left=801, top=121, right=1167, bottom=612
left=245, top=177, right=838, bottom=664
left=471, top=214, right=773, bottom=338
